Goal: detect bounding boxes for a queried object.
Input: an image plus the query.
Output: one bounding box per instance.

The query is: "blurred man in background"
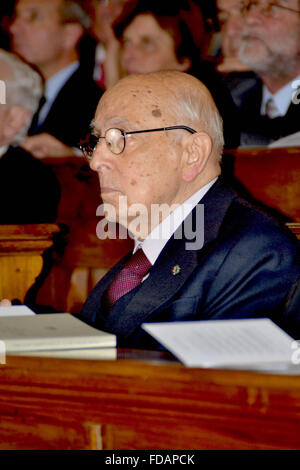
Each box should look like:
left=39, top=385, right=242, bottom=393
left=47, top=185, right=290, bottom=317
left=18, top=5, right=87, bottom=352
left=0, top=49, right=60, bottom=223
left=9, top=0, right=102, bottom=157
left=237, top=0, right=300, bottom=146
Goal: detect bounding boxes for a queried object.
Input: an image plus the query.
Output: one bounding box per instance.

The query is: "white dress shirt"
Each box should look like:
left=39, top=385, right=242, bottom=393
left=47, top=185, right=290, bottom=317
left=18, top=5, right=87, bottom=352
left=0, top=146, right=8, bottom=158
left=37, top=62, right=80, bottom=127
left=133, top=177, right=218, bottom=268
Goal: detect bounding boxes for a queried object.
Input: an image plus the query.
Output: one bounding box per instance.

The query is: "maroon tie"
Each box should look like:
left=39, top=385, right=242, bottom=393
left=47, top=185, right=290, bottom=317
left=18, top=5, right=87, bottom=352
left=104, top=249, right=152, bottom=307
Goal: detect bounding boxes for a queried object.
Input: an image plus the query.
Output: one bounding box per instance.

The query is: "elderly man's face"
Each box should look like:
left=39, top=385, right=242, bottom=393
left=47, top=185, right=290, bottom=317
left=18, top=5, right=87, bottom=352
left=10, top=0, right=66, bottom=73
left=89, top=77, right=186, bottom=231
left=239, top=0, right=300, bottom=74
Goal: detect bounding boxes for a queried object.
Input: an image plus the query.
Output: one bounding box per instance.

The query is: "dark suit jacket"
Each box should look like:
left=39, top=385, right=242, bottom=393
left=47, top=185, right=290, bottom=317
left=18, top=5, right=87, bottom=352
left=79, top=178, right=300, bottom=348
left=28, top=66, right=103, bottom=147
left=0, top=146, right=60, bottom=224
left=239, top=79, right=300, bottom=146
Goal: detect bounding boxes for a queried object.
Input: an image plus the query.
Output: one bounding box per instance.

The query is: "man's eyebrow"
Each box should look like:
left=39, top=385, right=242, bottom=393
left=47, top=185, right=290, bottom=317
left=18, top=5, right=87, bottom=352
left=90, top=120, right=100, bottom=133
left=90, top=117, right=135, bottom=132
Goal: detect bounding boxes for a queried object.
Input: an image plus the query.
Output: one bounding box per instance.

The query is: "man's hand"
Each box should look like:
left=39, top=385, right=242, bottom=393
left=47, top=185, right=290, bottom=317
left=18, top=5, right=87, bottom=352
left=21, top=133, right=78, bottom=158
left=0, top=299, right=12, bottom=306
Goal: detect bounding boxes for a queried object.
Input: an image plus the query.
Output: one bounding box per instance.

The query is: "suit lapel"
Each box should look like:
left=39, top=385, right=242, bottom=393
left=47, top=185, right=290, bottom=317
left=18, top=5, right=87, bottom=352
left=105, top=178, right=237, bottom=337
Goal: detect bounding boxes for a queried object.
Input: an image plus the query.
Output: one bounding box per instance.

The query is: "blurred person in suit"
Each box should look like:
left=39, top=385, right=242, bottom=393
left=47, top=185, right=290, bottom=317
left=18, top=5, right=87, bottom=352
left=237, top=0, right=300, bottom=146
left=79, top=0, right=130, bottom=90
left=0, top=49, right=60, bottom=223
left=9, top=0, right=102, bottom=158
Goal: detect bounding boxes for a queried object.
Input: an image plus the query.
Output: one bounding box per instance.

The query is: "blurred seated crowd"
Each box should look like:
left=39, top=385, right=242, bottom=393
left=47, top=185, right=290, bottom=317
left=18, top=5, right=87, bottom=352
left=0, top=0, right=299, bottom=223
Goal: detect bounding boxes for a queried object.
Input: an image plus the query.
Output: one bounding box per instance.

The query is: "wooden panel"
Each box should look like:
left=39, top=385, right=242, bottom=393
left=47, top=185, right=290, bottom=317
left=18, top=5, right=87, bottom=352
left=223, top=146, right=300, bottom=221
left=0, top=224, right=59, bottom=303
left=0, top=353, right=300, bottom=450
left=0, top=416, right=102, bottom=450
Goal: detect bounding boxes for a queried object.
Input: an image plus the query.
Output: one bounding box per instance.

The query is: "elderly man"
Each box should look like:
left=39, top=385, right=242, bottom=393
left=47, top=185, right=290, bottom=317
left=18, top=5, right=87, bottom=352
left=78, top=71, right=299, bottom=349
left=9, top=0, right=102, bottom=156
left=237, top=0, right=300, bottom=145
left=0, top=49, right=60, bottom=223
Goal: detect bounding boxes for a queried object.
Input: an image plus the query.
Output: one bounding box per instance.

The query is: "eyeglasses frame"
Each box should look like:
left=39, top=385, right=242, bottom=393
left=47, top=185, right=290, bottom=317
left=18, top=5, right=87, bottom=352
left=240, top=0, right=300, bottom=16
left=80, top=125, right=197, bottom=160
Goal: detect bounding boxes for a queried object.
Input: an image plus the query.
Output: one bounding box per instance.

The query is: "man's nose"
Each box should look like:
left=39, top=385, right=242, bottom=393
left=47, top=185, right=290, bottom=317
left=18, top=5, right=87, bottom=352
left=89, top=141, right=114, bottom=173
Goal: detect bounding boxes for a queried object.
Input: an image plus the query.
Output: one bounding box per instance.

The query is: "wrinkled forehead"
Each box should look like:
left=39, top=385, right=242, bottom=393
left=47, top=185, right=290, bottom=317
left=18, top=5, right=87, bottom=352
left=217, top=0, right=242, bottom=10
left=15, top=0, right=62, bottom=14
left=95, top=77, right=174, bottom=129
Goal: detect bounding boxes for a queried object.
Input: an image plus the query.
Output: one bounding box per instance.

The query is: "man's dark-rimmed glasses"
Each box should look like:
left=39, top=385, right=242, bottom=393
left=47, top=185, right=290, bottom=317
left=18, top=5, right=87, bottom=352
left=80, top=125, right=197, bottom=160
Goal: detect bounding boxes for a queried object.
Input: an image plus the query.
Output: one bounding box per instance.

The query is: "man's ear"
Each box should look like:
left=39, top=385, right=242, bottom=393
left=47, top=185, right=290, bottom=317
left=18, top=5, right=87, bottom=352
left=3, top=105, right=30, bottom=143
left=181, top=132, right=212, bottom=182
left=62, top=23, right=83, bottom=51
left=176, top=56, right=192, bottom=72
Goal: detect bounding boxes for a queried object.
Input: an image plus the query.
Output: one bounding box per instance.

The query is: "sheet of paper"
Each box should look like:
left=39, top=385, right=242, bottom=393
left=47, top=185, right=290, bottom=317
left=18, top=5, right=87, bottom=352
left=0, top=305, right=35, bottom=317
left=142, top=319, right=298, bottom=370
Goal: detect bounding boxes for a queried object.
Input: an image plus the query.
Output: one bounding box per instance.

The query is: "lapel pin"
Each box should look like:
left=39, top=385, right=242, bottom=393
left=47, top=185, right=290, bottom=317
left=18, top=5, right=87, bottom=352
left=172, top=265, right=181, bottom=276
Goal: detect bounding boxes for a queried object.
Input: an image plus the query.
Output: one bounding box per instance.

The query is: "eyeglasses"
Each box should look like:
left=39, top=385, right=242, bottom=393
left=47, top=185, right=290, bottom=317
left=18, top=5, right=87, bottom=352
left=79, top=125, right=197, bottom=160
left=240, top=0, right=300, bottom=17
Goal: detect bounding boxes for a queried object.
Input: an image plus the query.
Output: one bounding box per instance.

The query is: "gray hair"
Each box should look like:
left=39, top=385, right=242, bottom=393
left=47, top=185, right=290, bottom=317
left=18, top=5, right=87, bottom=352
left=0, top=49, right=43, bottom=144
left=178, top=86, right=224, bottom=160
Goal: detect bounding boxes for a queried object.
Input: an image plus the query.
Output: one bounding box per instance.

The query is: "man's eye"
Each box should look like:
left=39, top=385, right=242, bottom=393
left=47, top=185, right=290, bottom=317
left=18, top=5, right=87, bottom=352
left=22, top=9, right=42, bottom=22
left=140, top=37, right=156, bottom=50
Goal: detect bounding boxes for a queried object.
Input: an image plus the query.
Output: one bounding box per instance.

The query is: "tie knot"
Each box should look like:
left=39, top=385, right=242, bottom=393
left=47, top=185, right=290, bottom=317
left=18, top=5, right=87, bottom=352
left=265, top=98, right=280, bottom=119
left=123, top=248, right=152, bottom=277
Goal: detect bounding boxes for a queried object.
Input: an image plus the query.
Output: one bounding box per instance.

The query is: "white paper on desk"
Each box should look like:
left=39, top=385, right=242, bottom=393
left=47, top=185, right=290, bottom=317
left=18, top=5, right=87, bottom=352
left=142, top=319, right=297, bottom=370
left=0, top=305, right=35, bottom=317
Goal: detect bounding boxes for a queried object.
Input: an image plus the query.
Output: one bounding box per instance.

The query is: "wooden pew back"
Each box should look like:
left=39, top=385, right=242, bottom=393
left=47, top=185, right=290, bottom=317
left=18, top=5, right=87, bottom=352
left=223, top=146, right=300, bottom=221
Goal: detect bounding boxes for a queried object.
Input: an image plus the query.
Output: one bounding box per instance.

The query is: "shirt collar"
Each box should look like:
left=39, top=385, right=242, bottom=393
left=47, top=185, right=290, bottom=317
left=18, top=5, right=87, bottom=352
left=134, top=177, right=218, bottom=265
left=0, top=146, right=8, bottom=158
left=44, top=61, right=79, bottom=104
left=261, top=75, right=300, bottom=116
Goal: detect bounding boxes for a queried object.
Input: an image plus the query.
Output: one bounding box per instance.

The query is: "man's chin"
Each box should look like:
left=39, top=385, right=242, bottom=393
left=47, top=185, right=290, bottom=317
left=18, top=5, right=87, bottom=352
left=239, top=42, right=268, bottom=69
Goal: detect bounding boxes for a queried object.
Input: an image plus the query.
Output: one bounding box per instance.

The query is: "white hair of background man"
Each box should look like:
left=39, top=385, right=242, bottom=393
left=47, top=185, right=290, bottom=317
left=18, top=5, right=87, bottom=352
left=0, top=49, right=43, bottom=144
